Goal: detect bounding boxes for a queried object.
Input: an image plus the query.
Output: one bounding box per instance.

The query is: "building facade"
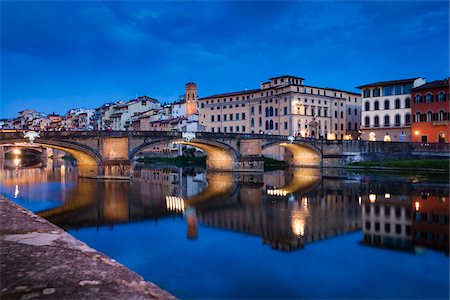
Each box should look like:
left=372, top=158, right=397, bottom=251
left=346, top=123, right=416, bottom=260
left=198, top=75, right=360, bottom=139
left=411, top=78, right=449, bottom=143
left=358, top=78, right=426, bottom=142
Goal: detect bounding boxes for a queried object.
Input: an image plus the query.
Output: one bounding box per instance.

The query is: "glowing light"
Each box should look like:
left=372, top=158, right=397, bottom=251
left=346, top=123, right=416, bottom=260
left=369, top=194, right=376, bottom=203
left=14, top=185, right=19, bottom=198
left=13, top=158, right=21, bottom=167
left=384, top=193, right=391, bottom=199
left=358, top=196, right=362, bottom=205
left=384, top=135, right=391, bottom=142
left=13, top=148, right=21, bottom=156
left=414, top=130, right=420, bottom=136
left=369, top=132, right=376, bottom=141
left=415, top=201, right=420, bottom=211
left=165, top=195, right=185, bottom=213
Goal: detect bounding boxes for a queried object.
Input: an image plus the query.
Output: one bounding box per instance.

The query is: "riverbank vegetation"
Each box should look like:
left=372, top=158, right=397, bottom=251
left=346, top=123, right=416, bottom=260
left=349, top=159, right=449, bottom=171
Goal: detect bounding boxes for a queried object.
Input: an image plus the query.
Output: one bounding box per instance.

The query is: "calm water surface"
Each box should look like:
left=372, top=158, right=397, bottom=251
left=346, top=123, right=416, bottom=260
left=1, top=158, right=449, bottom=299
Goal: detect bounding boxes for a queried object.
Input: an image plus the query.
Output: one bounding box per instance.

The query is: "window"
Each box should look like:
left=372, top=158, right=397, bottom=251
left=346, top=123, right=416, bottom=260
left=395, top=114, right=401, bottom=126
left=324, top=108, right=328, bottom=117
left=251, top=118, right=254, bottom=127
left=236, top=113, right=239, bottom=120
left=265, top=107, right=269, bottom=117
left=269, top=120, right=274, bottom=130
left=201, top=103, right=205, bottom=108
left=258, top=105, right=262, bottom=115
left=438, top=92, right=446, bottom=102
left=364, top=89, right=371, bottom=97
left=438, top=110, right=445, bottom=121
left=415, top=94, right=422, bottom=103
left=348, top=108, right=351, bottom=115
left=374, top=101, right=379, bottom=110
left=383, top=86, right=393, bottom=96
left=395, top=99, right=400, bottom=109
left=211, top=127, right=215, bottom=133
left=373, top=88, right=380, bottom=97
left=217, top=115, right=221, bottom=122
left=211, top=115, right=215, bottom=122
left=414, top=112, right=421, bottom=122
left=384, top=115, right=390, bottom=127
left=265, top=120, right=269, bottom=130
left=284, top=107, right=288, bottom=115
left=284, top=122, right=288, bottom=130
left=242, top=113, right=246, bottom=120
left=405, top=97, right=411, bottom=108
left=354, top=108, right=358, bottom=115
left=384, top=100, right=390, bottom=110
left=374, top=116, right=380, bottom=127
left=229, top=114, right=233, bottom=121
left=251, top=106, right=255, bottom=115
left=405, top=113, right=411, bottom=125
left=224, top=114, right=227, bottom=121
left=269, top=107, right=274, bottom=117
left=258, top=117, right=262, bottom=127
left=365, top=117, right=370, bottom=127
left=275, top=108, right=278, bottom=116
left=348, top=122, right=352, bottom=130
left=335, top=123, right=338, bottom=131
left=229, top=126, right=233, bottom=132
left=426, top=93, right=433, bottom=103
left=236, top=126, right=240, bottom=132
left=335, top=111, right=338, bottom=118
left=340, top=111, right=343, bottom=119
left=427, top=111, right=433, bottom=122
left=223, top=127, right=227, bottom=133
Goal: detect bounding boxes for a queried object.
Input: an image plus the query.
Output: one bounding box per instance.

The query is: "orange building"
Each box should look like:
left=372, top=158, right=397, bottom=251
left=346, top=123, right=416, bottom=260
left=185, top=82, right=197, bottom=116
left=411, top=188, right=449, bottom=253
left=411, top=78, right=449, bottom=143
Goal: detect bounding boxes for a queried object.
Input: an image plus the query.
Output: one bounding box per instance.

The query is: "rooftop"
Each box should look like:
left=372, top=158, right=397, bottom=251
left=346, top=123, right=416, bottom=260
left=356, top=77, right=420, bottom=89
left=412, top=78, right=449, bottom=90
left=269, top=75, right=305, bottom=80
left=200, top=88, right=260, bottom=99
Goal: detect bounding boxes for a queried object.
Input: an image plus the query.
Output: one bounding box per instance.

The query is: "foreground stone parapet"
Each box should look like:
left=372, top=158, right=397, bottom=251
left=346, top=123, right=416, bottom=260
left=0, top=196, right=175, bottom=300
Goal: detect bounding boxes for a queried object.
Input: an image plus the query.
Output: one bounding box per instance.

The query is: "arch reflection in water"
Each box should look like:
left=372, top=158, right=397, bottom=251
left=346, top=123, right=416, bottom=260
left=5, top=161, right=447, bottom=254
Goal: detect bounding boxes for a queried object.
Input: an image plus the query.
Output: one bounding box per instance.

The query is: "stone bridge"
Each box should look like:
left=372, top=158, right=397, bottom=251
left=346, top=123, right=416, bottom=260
left=0, top=131, right=448, bottom=179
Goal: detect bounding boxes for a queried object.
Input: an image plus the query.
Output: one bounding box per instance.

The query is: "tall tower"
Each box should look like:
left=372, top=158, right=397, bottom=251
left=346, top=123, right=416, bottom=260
left=185, top=82, right=197, bottom=116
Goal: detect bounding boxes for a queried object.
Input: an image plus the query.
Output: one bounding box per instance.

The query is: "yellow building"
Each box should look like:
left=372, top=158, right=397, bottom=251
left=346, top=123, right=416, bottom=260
left=198, top=75, right=360, bottom=140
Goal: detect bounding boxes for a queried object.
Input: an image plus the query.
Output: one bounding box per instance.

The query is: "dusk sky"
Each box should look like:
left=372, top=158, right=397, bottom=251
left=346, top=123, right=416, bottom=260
left=1, top=1, right=448, bottom=119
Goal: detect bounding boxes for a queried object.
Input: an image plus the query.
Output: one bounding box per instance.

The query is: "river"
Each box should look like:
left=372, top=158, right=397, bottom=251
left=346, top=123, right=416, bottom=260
left=0, top=158, right=448, bottom=299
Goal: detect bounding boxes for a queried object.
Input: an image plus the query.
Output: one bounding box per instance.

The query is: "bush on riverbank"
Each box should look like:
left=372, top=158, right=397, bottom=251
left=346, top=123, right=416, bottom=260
left=263, top=156, right=288, bottom=171
left=136, top=155, right=206, bottom=165
left=349, top=159, right=449, bottom=171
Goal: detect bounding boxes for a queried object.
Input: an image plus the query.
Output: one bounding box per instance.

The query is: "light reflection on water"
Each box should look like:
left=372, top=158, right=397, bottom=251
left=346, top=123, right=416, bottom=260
left=0, top=159, right=449, bottom=299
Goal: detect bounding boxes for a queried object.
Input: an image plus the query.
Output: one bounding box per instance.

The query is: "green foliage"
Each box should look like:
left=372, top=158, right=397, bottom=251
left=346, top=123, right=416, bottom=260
left=263, top=156, right=288, bottom=171
left=350, top=159, right=449, bottom=171
left=136, top=155, right=206, bottom=166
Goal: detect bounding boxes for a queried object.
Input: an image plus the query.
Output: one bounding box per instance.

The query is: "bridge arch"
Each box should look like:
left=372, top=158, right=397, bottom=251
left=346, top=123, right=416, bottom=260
left=262, top=140, right=322, bottom=167
left=0, top=138, right=102, bottom=178
left=130, top=138, right=239, bottom=171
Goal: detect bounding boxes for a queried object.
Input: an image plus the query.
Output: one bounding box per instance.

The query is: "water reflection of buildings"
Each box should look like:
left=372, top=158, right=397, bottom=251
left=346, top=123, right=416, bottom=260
left=361, top=183, right=448, bottom=254
left=198, top=169, right=362, bottom=251
left=4, top=160, right=448, bottom=254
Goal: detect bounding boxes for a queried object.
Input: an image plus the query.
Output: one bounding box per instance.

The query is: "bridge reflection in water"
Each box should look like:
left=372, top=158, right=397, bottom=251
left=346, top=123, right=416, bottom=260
left=1, top=161, right=448, bottom=254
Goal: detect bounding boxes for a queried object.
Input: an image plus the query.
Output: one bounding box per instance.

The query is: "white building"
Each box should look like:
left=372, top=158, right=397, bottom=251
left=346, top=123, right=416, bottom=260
left=110, top=96, right=161, bottom=130
left=358, top=77, right=426, bottom=142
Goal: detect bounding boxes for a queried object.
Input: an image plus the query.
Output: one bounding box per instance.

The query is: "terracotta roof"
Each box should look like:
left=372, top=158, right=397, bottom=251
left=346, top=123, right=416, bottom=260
left=269, top=75, right=305, bottom=80
left=412, top=79, right=449, bottom=90
left=199, top=88, right=260, bottom=100
left=356, top=78, right=420, bottom=89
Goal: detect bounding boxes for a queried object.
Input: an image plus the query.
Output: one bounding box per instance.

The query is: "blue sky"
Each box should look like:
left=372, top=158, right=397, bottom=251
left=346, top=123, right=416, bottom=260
left=1, top=1, right=448, bottom=119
